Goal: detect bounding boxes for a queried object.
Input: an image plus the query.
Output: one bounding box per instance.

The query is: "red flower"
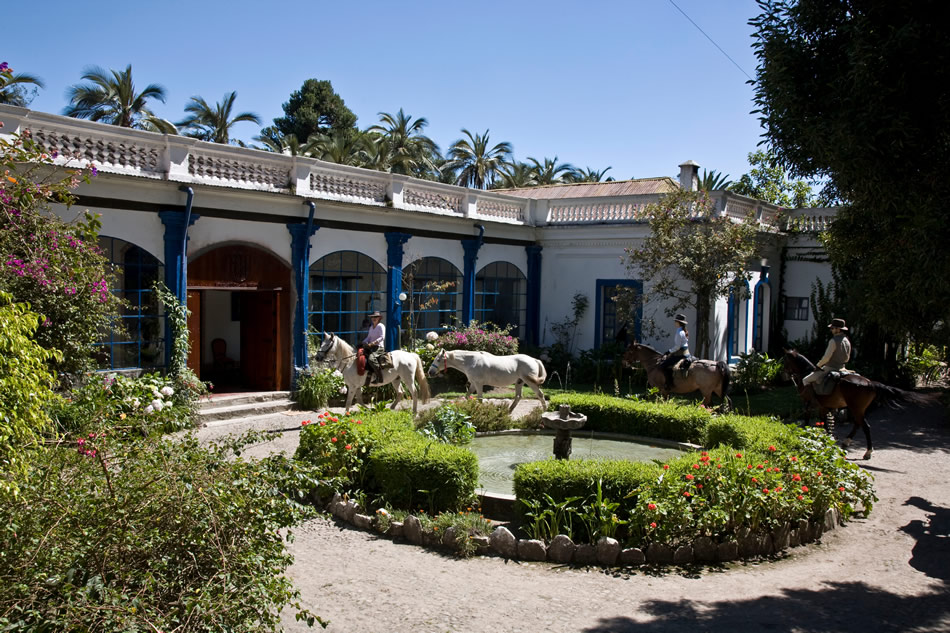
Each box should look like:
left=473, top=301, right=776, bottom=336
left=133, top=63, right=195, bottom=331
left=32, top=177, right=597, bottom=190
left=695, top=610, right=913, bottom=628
left=301, top=420, right=311, bottom=426
left=769, top=445, right=777, bottom=452
left=319, top=421, right=326, bottom=426
left=790, top=456, right=798, bottom=462
left=331, top=437, right=338, bottom=443
left=797, top=495, right=804, bottom=501
left=686, top=474, right=695, bottom=480
left=345, top=444, right=352, bottom=450
left=683, top=491, right=691, bottom=497
left=663, top=464, right=670, bottom=470
left=697, top=484, right=703, bottom=489
left=757, top=464, right=765, bottom=470
left=701, top=456, right=710, bottom=463
left=752, top=477, right=758, bottom=483
left=356, top=420, right=363, bottom=425
left=792, top=474, right=802, bottom=481
left=839, top=486, right=846, bottom=492
left=692, top=464, right=700, bottom=469
left=776, top=486, right=783, bottom=492
left=647, top=503, right=657, bottom=511
left=341, top=430, right=346, bottom=435
left=650, top=522, right=657, bottom=528
left=735, top=452, right=743, bottom=458
left=763, top=488, right=770, bottom=494
left=716, top=463, right=722, bottom=469
left=816, top=471, right=823, bottom=477
left=747, top=464, right=754, bottom=470
left=701, top=451, right=708, bottom=456
left=801, top=485, right=809, bottom=492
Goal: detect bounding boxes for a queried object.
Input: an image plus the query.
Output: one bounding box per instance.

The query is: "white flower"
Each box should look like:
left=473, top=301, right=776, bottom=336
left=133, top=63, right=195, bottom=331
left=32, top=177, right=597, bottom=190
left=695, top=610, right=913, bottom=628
left=160, top=386, right=175, bottom=397
left=144, top=405, right=154, bottom=415
left=332, top=369, right=343, bottom=379
left=426, top=331, right=438, bottom=342
left=340, top=385, right=348, bottom=395
left=131, top=398, right=140, bottom=408
left=152, top=389, right=162, bottom=399
left=150, top=399, right=164, bottom=411
left=426, top=343, right=434, bottom=350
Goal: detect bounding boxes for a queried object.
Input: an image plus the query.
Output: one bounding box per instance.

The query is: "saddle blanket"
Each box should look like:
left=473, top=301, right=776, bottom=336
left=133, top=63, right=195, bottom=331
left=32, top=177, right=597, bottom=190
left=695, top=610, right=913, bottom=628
left=357, top=351, right=393, bottom=376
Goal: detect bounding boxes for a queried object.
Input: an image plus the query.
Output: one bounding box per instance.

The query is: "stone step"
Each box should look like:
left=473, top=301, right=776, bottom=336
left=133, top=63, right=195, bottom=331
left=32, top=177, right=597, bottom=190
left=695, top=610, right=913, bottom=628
left=199, top=391, right=292, bottom=411
left=198, top=396, right=296, bottom=424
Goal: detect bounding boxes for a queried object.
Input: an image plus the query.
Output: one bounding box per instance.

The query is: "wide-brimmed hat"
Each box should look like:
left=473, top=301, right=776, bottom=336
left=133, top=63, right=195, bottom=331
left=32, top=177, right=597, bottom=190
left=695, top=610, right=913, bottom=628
left=367, top=311, right=382, bottom=319
left=828, top=318, right=848, bottom=331
left=674, top=313, right=688, bottom=324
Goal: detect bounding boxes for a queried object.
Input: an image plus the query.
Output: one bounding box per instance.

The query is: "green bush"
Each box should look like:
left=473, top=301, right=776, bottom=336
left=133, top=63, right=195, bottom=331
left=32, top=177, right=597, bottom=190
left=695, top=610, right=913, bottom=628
left=293, top=365, right=346, bottom=410
left=548, top=393, right=711, bottom=443
left=418, top=397, right=534, bottom=433
left=418, top=402, right=475, bottom=444
left=733, top=350, right=784, bottom=390
left=370, top=438, right=479, bottom=514
left=705, top=414, right=798, bottom=451
left=0, top=432, right=323, bottom=632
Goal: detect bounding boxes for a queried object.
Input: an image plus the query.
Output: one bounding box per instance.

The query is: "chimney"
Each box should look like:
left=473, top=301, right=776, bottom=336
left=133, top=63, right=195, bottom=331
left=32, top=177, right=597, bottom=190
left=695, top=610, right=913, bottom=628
left=678, top=160, right=700, bottom=191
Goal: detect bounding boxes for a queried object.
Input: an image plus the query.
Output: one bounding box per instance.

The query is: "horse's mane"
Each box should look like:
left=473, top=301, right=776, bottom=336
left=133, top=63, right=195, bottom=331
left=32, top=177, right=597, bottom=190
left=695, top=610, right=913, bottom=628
left=785, top=349, right=816, bottom=371
left=634, top=342, right=662, bottom=355
left=329, top=333, right=356, bottom=356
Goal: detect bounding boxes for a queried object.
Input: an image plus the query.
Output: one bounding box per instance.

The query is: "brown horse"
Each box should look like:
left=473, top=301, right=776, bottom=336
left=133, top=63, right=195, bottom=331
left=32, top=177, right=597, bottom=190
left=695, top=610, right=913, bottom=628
left=622, top=342, right=731, bottom=408
left=782, top=349, right=930, bottom=460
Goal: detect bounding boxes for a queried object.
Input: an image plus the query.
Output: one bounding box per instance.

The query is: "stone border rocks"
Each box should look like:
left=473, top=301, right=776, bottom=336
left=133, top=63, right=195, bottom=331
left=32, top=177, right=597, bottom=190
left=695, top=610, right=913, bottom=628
left=325, top=493, right=843, bottom=567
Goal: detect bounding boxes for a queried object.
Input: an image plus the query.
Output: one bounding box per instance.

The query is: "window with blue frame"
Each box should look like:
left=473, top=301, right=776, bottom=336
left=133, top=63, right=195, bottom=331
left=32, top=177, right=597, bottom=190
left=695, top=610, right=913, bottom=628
left=308, top=251, right=386, bottom=347
left=595, top=279, right=642, bottom=348
left=753, top=281, right=770, bottom=351
left=728, top=282, right=750, bottom=357
left=403, top=257, right=461, bottom=339
left=95, top=237, right=165, bottom=370
left=475, top=261, right=526, bottom=340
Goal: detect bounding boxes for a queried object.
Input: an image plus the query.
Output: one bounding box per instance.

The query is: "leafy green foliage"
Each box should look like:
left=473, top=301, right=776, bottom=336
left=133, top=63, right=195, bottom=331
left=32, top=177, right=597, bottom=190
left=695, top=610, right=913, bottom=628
left=548, top=393, right=710, bottom=443
left=63, top=64, right=174, bottom=132
left=293, top=366, right=346, bottom=410
left=418, top=402, right=475, bottom=445
left=260, top=78, right=357, bottom=147
left=0, top=132, right=121, bottom=376
left=0, top=432, right=324, bottom=631
left=0, top=61, right=43, bottom=106
left=705, top=413, right=797, bottom=452
left=733, top=351, right=784, bottom=390
left=750, top=0, right=950, bottom=347
left=371, top=438, right=479, bottom=514
left=617, top=188, right=759, bottom=357
left=0, top=293, right=59, bottom=498
left=446, top=129, right=512, bottom=189
left=730, top=150, right=819, bottom=207
left=177, top=91, right=261, bottom=144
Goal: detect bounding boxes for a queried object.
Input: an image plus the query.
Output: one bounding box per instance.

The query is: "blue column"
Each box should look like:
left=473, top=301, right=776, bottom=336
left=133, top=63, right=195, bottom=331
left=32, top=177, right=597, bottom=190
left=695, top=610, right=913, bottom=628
left=288, top=222, right=319, bottom=370
left=461, top=238, right=482, bottom=326
left=385, top=232, right=411, bottom=350
left=525, top=245, right=542, bottom=347
left=160, top=209, right=200, bottom=368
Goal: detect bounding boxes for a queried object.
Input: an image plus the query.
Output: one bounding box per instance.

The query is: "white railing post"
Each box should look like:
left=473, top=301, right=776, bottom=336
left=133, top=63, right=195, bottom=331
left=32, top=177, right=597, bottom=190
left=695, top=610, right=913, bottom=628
left=164, top=136, right=197, bottom=181
left=465, top=192, right=478, bottom=218
left=390, top=174, right=407, bottom=207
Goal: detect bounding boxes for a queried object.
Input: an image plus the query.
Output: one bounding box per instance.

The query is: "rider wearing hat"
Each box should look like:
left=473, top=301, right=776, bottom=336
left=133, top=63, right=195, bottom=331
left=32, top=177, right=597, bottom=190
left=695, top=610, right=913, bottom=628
left=660, top=313, right=691, bottom=392
left=803, top=317, right=851, bottom=389
left=360, top=311, right=385, bottom=387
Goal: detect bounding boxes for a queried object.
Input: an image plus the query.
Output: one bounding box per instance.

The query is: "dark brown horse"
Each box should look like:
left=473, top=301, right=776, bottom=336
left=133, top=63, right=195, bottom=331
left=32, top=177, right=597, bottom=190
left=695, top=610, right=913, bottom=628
left=622, top=342, right=731, bottom=408
left=782, top=349, right=930, bottom=459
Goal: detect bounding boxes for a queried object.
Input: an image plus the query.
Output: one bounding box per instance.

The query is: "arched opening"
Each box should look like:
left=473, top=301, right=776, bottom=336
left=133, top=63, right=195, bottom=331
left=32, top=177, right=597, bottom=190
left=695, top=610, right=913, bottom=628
left=308, top=251, right=386, bottom=348
left=476, top=261, right=527, bottom=340
left=402, top=256, right=462, bottom=344
left=753, top=278, right=772, bottom=352
left=187, top=244, right=291, bottom=391
left=728, top=281, right=751, bottom=359
left=95, top=236, right=165, bottom=370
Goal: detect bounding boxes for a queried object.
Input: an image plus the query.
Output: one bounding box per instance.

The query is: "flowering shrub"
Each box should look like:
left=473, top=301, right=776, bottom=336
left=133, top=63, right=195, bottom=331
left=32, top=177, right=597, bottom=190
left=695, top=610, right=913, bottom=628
left=51, top=371, right=193, bottom=437
left=294, top=365, right=346, bottom=410
left=0, top=131, right=121, bottom=376
left=435, top=320, right=519, bottom=356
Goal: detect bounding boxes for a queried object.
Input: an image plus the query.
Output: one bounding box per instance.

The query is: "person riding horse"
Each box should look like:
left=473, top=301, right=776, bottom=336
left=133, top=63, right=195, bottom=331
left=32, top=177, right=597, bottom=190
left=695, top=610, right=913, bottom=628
left=359, top=311, right=385, bottom=387
left=659, top=314, right=692, bottom=391
left=802, top=317, right=851, bottom=401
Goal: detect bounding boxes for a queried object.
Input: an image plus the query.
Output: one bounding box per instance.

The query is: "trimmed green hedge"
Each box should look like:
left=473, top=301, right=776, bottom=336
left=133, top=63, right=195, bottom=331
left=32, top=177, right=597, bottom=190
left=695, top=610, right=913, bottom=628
left=548, top=393, right=710, bottom=443
left=706, top=413, right=799, bottom=451
left=294, top=409, right=478, bottom=513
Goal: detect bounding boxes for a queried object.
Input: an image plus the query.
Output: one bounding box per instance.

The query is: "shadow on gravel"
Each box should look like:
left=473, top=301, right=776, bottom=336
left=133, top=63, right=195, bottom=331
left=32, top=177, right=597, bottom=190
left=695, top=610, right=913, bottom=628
left=860, top=403, right=950, bottom=454
left=900, top=496, right=950, bottom=582
left=581, top=581, right=950, bottom=632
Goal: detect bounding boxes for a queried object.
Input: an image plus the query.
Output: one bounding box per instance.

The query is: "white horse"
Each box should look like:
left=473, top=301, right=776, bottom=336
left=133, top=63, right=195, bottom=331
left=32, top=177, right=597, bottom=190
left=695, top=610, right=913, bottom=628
left=428, top=349, right=547, bottom=412
left=314, top=333, right=430, bottom=414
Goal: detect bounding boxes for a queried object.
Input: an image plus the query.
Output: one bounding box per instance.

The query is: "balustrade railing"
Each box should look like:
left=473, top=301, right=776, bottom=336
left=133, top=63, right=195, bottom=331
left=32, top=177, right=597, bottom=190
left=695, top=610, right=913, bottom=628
left=547, top=201, right=647, bottom=223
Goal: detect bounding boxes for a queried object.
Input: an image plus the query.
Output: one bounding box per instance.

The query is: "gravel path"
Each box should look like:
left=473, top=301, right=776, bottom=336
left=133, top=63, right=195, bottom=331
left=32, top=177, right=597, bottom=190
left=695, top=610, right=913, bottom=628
left=197, top=399, right=950, bottom=633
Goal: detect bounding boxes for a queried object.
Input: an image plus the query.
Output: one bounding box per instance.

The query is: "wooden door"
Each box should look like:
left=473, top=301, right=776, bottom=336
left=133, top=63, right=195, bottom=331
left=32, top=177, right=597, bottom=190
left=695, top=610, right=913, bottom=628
left=241, top=291, right=278, bottom=391
left=186, top=291, right=202, bottom=376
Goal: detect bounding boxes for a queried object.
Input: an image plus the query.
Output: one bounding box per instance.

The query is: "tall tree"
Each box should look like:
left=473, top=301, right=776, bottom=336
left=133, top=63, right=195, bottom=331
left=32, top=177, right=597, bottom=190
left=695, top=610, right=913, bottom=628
left=493, top=161, right=537, bottom=189
left=0, top=61, right=44, bottom=106
left=253, top=133, right=318, bottom=156
left=750, top=0, right=950, bottom=347
left=446, top=129, right=512, bottom=189
left=369, top=109, right=439, bottom=177
left=697, top=168, right=733, bottom=192
left=731, top=150, right=816, bottom=207
left=527, top=156, right=577, bottom=185
left=566, top=166, right=614, bottom=183
left=177, top=92, right=261, bottom=144
left=63, top=65, right=176, bottom=133
left=309, top=129, right=364, bottom=166
left=260, top=79, right=357, bottom=145
left=618, top=188, right=759, bottom=357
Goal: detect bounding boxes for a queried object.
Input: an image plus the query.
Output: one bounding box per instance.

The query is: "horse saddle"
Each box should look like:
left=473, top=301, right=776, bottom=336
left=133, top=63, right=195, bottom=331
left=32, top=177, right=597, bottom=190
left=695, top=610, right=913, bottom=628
left=357, top=350, right=393, bottom=376
left=673, top=356, right=693, bottom=377
left=815, top=369, right=855, bottom=395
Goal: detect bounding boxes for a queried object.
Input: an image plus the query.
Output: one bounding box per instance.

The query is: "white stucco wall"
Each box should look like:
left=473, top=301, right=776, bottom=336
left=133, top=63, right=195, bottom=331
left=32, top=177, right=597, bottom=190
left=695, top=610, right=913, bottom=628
left=783, top=236, right=833, bottom=344
left=188, top=217, right=292, bottom=266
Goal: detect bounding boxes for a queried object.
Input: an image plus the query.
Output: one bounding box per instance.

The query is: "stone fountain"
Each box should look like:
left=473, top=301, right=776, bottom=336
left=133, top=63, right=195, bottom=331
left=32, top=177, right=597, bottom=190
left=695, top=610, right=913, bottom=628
left=541, top=404, right=588, bottom=460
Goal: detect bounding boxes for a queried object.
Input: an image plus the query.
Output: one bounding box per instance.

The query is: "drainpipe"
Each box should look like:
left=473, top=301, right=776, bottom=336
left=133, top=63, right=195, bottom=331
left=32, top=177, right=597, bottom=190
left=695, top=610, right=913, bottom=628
left=305, top=201, right=316, bottom=256
left=178, top=185, right=194, bottom=305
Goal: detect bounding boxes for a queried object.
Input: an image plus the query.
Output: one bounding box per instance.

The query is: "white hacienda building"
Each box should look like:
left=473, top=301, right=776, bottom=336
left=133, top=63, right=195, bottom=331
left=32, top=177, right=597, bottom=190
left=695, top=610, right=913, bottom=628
left=0, top=105, right=836, bottom=391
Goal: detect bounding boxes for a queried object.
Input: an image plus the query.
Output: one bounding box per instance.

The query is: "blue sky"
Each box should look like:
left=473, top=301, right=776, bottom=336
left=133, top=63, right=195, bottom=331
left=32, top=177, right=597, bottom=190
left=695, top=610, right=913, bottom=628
left=5, top=0, right=765, bottom=183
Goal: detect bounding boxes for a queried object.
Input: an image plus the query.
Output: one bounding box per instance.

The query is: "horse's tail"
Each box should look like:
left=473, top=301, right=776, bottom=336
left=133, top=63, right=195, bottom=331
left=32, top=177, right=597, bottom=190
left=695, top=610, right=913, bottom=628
left=869, top=380, right=931, bottom=409
left=717, top=360, right=731, bottom=398
left=535, top=357, right=548, bottom=385
left=415, top=356, right=431, bottom=404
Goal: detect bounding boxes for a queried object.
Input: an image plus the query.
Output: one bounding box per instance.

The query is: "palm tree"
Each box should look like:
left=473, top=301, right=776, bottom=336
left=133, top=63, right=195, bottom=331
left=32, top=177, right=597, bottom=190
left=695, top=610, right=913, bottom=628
left=64, top=65, right=176, bottom=133
left=567, top=166, right=614, bottom=183
left=307, top=129, right=365, bottom=166
left=527, top=156, right=577, bottom=185
left=356, top=132, right=391, bottom=172
left=253, top=133, right=319, bottom=156
left=177, top=92, right=261, bottom=144
left=446, top=129, right=512, bottom=189
left=0, top=62, right=44, bottom=106
left=698, top=169, right=733, bottom=191
left=369, top=109, right=439, bottom=177
left=493, top=161, right=538, bottom=189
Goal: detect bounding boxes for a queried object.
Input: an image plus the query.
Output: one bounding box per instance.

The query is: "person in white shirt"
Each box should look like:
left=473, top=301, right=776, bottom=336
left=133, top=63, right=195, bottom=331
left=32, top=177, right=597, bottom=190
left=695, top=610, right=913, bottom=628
left=803, top=318, right=851, bottom=389
left=360, top=311, right=386, bottom=386
left=659, top=314, right=691, bottom=392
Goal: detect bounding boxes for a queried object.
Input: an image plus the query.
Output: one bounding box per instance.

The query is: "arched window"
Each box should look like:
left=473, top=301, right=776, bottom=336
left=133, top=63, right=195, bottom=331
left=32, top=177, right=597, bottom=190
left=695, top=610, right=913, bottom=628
left=727, top=281, right=751, bottom=359
left=309, top=251, right=386, bottom=347
left=475, top=261, right=526, bottom=339
left=753, top=273, right=772, bottom=352
left=96, top=236, right=164, bottom=369
left=403, top=257, right=462, bottom=342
